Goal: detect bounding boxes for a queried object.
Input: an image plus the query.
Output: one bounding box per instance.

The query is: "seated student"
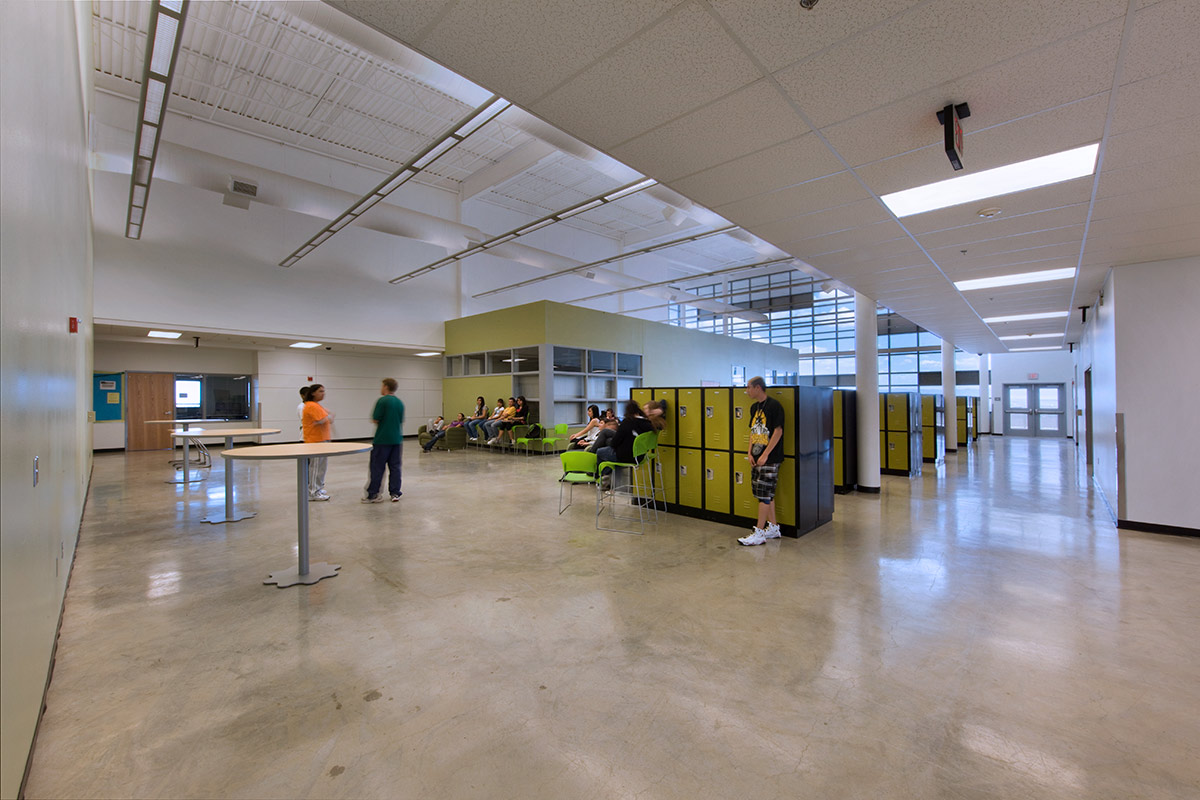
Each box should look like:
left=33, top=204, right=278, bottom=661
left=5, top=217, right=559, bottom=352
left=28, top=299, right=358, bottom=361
left=568, top=405, right=603, bottom=449
left=422, top=415, right=447, bottom=452
left=594, top=400, right=654, bottom=487
left=482, top=397, right=506, bottom=442
left=450, top=412, right=467, bottom=427
left=586, top=416, right=619, bottom=454
left=492, top=396, right=527, bottom=445
left=466, top=397, right=488, bottom=441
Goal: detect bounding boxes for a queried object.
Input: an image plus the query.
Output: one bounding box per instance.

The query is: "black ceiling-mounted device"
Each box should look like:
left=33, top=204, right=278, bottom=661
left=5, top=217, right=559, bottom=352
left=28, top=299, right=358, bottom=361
left=937, top=102, right=971, bottom=170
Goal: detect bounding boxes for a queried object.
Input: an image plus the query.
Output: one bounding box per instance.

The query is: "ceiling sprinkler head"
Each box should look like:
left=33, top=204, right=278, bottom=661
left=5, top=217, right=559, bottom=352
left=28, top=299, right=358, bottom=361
left=799, top=0, right=819, bottom=8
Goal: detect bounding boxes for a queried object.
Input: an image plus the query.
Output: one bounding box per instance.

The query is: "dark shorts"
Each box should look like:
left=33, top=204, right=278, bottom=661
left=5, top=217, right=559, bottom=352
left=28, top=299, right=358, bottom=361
left=751, top=463, right=780, bottom=503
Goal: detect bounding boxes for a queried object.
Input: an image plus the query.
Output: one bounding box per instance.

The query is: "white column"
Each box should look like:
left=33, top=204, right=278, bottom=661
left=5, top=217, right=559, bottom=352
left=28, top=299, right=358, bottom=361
left=978, top=353, right=990, bottom=434
left=942, top=340, right=957, bottom=451
left=855, top=292, right=881, bottom=492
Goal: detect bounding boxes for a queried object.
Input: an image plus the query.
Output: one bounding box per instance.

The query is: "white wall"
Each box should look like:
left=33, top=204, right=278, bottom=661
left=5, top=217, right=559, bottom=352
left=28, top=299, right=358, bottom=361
left=1078, top=270, right=1119, bottom=517
left=258, top=350, right=442, bottom=442
left=989, top=350, right=1077, bottom=436
left=643, top=321, right=798, bottom=386
left=1111, top=257, right=1200, bottom=529
left=0, top=3, right=92, bottom=795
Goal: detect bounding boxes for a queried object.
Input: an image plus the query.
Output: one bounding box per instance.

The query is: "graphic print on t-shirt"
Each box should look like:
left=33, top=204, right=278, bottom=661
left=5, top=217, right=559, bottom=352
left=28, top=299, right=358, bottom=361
left=749, top=407, right=770, bottom=458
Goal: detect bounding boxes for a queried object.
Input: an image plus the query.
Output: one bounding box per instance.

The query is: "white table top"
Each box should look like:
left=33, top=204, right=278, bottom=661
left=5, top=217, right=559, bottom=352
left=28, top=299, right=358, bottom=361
left=221, top=442, right=371, bottom=461
left=171, top=428, right=282, bottom=438
left=147, top=418, right=234, bottom=425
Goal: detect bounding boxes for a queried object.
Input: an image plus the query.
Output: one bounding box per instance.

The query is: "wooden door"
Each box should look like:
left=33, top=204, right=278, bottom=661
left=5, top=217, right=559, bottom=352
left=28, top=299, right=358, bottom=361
left=126, top=372, right=175, bottom=450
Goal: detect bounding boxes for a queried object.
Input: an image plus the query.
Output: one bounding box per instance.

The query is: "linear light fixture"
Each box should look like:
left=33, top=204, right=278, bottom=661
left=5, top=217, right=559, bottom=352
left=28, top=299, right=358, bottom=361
left=125, top=0, right=189, bottom=239
left=289, top=342, right=322, bottom=349
left=389, top=177, right=659, bottom=285
left=1008, top=346, right=1064, bottom=352
left=998, top=333, right=1063, bottom=341
left=279, top=96, right=511, bottom=268
left=147, top=330, right=182, bottom=339
left=414, top=352, right=441, bottom=357
left=473, top=225, right=738, bottom=298
left=569, top=256, right=795, bottom=304
left=954, top=267, right=1076, bottom=292
left=982, top=311, right=1071, bottom=324
left=881, top=143, right=1099, bottom=218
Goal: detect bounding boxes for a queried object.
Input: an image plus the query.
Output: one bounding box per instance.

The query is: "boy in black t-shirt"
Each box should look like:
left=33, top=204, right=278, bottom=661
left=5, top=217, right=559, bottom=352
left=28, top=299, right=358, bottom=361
left=738, top=376, right=784, bottom=546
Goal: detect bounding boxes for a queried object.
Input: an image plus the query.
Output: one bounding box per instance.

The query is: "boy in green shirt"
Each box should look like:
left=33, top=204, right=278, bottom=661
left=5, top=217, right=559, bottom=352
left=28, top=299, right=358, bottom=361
left=364, top=378, right=405, bottom=503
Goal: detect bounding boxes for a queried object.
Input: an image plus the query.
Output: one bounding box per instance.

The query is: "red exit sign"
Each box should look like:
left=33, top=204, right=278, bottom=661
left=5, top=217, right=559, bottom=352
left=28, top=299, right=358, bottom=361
left=1028, top=373, right=1039, bottom=380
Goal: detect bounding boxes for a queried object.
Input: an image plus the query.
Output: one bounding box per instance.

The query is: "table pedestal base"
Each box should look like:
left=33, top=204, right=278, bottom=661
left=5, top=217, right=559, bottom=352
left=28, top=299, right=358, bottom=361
left=264, top=562, right=340, bottom=588
left=202, top=510, right=256, bottom=524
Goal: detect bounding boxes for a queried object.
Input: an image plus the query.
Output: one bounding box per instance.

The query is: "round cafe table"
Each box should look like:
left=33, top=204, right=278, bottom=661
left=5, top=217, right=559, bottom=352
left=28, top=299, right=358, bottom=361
left=169, top=428, right=282, bottom=523
left=221, top=442, right=371, bottom=588
left=148, top=418, right=233, bottom=482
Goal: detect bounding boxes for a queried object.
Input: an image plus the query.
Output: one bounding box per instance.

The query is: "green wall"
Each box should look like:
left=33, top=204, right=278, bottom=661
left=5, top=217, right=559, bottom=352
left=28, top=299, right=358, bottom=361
left=442, top=375, right=511, bottom=423
left=444, top=302, right=547, bottom=354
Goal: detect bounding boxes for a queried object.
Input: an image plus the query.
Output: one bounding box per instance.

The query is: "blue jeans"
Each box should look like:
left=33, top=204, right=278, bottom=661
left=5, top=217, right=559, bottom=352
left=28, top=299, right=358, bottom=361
left=367, top=443, right=402, bottom=497
left=466, top=419, right=485, bottom=438
left=423, top=430, right=445, bottom=451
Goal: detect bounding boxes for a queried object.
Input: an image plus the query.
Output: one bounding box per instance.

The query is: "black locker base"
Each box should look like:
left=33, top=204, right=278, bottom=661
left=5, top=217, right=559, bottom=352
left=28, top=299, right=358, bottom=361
left=659, top=502, right=831, bottom=539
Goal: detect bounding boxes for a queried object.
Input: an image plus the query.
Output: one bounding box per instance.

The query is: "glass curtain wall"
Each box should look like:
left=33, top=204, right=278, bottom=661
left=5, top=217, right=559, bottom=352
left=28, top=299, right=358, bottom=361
left=666, top=271, right=981, bottom=395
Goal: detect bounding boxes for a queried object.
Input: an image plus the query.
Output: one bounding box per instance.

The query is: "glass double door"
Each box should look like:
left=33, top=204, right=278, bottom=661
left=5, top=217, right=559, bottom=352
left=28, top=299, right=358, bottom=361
left=1003, top=383, right=1066, bottom=437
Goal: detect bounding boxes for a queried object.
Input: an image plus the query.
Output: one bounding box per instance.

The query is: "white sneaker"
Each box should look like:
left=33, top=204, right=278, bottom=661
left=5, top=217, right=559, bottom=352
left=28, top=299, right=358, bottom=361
left=487, top=437, right=500, bottom=445
left=361, top=494, right=385, bottom=504
left=738, top=528, right=767, bottom=546
left=310, top=494, right=330, bottom=502
left=764, top=523, right=781, bottom=539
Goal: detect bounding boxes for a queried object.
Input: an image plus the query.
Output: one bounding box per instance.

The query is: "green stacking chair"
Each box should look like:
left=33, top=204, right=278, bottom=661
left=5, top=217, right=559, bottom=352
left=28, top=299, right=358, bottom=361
left=558, top=451, right=598, bottom=514
left=540, top=423, right=571, bottom=455
left=596, top=430, right=659, bottom=534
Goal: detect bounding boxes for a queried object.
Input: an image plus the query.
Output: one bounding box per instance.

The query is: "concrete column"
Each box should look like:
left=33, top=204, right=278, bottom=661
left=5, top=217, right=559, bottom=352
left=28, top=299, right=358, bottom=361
left=978, top=354, right=991, bottom=434
left=942, top=340, right=957, bottom=451
left=855, top=292, right=881, bottom=492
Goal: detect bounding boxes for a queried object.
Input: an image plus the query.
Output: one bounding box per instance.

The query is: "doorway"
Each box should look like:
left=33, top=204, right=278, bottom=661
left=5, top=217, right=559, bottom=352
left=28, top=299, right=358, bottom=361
left=126, top=372, right=175, bottom=450
left=1083, top=369, right=1094, bottom=474
left=1002, top=383, right=1067, bottom=438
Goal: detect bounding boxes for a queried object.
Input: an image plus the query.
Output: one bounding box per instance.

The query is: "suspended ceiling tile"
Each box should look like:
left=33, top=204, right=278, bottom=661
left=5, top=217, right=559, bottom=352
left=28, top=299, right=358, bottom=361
left=854, top=94, right=1110, bottom=198
left=899, top=181, right=1093, bottom=236
left=749, top=198, right=891, bottom=247
left=530, top=4, right=762, bottom=149
left=1083, top=222, right=1200, bottom=253
left=929, top=226, right=1085, bottom=266
left=715, top=171, right=867, bottom=228
left=707, top=0, right=922, bottom=73
left=611, top=79, right=805, bottom=182
left=773, top=0, right=1127, bottom=129
left=941, top=242, right=1082, bottom=272
left=914, top=206, right=1089, bottom=251
left=1102, top=115, right=1200, bottom=172
left=1089, top=180, right=1200, bottom=220
left=322, top=1, right=458, bottom=49
left=1110, top=63, right=1200, bottom=135
left=1080, top=237, right=1200, bottom=267
left=1120, top=0, right=1200, bottom=84
left=780, top=220, right=909, bottom=258
left=1085, top=203, right=1200, bottom=239
left=667, top=133, right=843, bottom=209
left=1096, top=152, right=1200, bottom=200
left=820, top=18, right=1122, bottom=168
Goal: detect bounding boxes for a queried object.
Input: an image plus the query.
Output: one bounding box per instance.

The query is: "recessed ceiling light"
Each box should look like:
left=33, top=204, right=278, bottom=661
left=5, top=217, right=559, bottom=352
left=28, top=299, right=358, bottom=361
left=977, top=207, right=1003, bottom=218
left=955, top=267, right=1076, bottom=292
left=982, top=311, right=1071, bottom=324
left=147, top=330, right=181, bottom=339
left=880, top=143, right=1099, bottom=218
left=1008, top=346, right=1064, bottom=352
left=998, top=333, right=1063, bottom=341
left=414, top=352, right=441, bottom=357
left=290, top=342, right=322, bottom=349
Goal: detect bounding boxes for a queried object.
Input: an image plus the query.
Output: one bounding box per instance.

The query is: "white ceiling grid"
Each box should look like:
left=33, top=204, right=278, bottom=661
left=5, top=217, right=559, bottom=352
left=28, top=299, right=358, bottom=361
left=325, top=0, right=1200, bottom=352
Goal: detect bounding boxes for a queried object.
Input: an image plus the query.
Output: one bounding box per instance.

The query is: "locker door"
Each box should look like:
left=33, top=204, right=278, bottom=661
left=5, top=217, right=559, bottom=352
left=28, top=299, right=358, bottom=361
left=631, top=387, right=653, bottom=408
left=677, top=448, right=703, bottom=508
left=834, top=438, right=845, bottom=488
left=886, top=393, right=907, bottom=432
left=703, top=388, right=731, bottom=450
left=656, top=446, right=677, bottom=505
left=887, top=432, right=909, bottom=471
left=766, top=387, right=796, bottom=457
left=704, top=451, right=731, bottom=514
left=732, top=394, right=751, bottom=452
left=921, top=395, right=935, bottom=427
left=676, top=389, right=702, bottom=449
left=732, top=457, right=757, bottom=520
left=774, top=457, right=796, bottom=527
left=653, top=389, right=676, bottom=446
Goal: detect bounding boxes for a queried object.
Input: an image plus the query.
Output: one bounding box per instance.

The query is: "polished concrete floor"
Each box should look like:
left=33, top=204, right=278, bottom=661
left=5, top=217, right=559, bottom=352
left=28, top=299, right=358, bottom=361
left=25, top=437, right=1200, bottom=799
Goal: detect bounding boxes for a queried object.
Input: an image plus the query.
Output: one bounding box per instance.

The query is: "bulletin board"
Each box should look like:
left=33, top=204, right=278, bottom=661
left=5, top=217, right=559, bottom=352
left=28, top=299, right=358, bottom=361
left=93, top=372, right=124, bottom=421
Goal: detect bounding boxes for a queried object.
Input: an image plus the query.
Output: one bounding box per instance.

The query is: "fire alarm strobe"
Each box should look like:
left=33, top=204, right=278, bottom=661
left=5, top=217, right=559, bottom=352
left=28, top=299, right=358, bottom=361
left=937, top=102, right=971, bottom=171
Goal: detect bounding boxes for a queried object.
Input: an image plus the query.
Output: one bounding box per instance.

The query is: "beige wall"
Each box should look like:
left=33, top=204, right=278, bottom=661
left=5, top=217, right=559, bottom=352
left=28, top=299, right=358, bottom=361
left=0, top=2, right=94, bottom=795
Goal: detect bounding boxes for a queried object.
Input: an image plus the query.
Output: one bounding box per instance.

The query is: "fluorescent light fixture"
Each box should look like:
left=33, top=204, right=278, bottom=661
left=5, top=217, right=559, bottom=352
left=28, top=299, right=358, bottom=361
left=349, top=194, right=382, bottom=216
left=150, top=14, right=179, bottom=75
left=454, top=98, right=510, bottom=138
left=147, top=330, right=182, bottom=339
left=143, top=79, right=165, bottom=122
left=160, top=0, right=183, bottom=13
left=378, top=170, right=415, bottom=195
left=557, top=199, right=604, bottom=220
left=1008, top=346, right=1064, bottom=352
left=129, top=207, right=144, bottom=225
left=483, top=234, right=517, bottom=248
left=328, top=215, right=353, bottom=232
left=414, top=352, right=441, bottom=357
left=311, top=231, right=333, bottom=245
left=954, top=267, right=1076, bottom=292
left=134, top=158, right=151, bottom=184
left=132, top=185, right=147, bottom=206
left=982, top=311, right=1071, bottom=324
left=514, top=218, right=556, bottom=235
left=290, top=342, right=322, bottom=349
left=412, top=138, right=458, bottom=170
left=998, top=333, right=1063, bottom=341
left=603, top=178, right=657, bottom=202
left=881, top=143, right=1099, bottom=218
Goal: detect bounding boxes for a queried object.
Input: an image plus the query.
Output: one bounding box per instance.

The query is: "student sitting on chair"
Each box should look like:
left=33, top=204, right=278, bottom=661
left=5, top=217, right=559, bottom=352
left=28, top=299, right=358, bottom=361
left=569, top=405, right=603, bottom=449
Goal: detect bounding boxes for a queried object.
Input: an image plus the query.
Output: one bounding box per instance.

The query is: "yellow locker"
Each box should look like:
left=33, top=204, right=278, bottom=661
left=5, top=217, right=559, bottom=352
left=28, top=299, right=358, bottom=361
left=766, top=387, right=796, bottom=457
left=677, top=448, right=703, bottom=508
left=656, top=446, right=677, bottom=505
left=880, top=431, right=887, bottom=465
left=886, top=393, right=907, bottom=432
left=833, top=390, right=843, bottom=438
left=921, top=395, right=935, bottom=427
left=732, top=456, right=757, bottom=519
left=732, top=394, right=751, bottom=452
left=774, top=457, right=796, bottom=527
left=922, top=427, right=936, bottom=461
left=887, top=431, right=909, bottom=471
left=834, top=438, right=845, bottom=488
left=703, top=388, right=731, bottom=451
left=879, top=394, right=886, bottom=427
left=704, top=451, right=731, bottom=514
left=653, top=389, right=676, bottom=446
left=958, top=419, right=968, bottom=445
left=676, top=389, right=703, bottom=449
left=631, top=387, right=653, bottom=408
